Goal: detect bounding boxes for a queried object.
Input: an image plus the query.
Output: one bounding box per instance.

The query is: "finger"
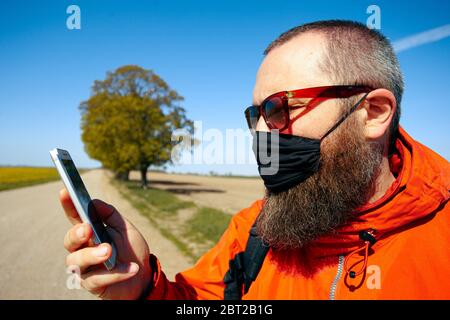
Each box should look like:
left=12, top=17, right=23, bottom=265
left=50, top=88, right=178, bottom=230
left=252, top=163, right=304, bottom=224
left=66, top=243, right=112, bottom=273
left=64, top=223, right=94, bottom=253
left=91, top=199, right=126, bottom=231
left=59, top=188, right=82, bottom=225
left=81, top=262, right=140, bottom=295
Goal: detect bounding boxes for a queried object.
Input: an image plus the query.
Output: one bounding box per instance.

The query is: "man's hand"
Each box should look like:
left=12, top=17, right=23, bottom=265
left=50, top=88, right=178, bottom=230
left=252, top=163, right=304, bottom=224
left=60, top=188, right=152, bottom=299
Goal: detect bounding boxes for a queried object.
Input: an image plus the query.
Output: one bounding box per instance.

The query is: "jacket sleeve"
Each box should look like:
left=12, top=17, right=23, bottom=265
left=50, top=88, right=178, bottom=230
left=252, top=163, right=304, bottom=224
left=144, top=199, right=263, bottom=300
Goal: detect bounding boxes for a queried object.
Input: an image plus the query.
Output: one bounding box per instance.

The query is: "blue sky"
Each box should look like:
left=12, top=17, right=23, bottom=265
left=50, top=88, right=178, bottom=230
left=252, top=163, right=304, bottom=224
left=0, top=0, right=449, bottom=175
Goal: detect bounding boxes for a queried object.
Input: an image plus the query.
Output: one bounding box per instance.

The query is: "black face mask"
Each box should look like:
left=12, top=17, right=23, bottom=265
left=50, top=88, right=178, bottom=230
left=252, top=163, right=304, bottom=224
left=252, top=132, right=320, bottom=193
left=252, top=93, right=368, bottom=193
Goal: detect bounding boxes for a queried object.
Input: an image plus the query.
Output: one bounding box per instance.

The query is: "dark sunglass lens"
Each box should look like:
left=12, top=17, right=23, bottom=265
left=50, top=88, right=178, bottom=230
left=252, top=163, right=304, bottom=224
left=263, top=97, right=286, bottom=129
left=244, top=106, right=260, bottom=129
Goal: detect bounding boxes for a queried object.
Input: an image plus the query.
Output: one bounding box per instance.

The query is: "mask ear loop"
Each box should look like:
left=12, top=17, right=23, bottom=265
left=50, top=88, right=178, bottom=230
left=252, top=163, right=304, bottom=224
left=320, top=93, right=369, bottom=141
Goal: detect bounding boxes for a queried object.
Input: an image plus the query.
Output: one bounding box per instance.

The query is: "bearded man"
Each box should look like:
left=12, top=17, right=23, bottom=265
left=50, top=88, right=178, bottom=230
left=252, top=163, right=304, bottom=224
left=60, top=20, right=450, bottom=299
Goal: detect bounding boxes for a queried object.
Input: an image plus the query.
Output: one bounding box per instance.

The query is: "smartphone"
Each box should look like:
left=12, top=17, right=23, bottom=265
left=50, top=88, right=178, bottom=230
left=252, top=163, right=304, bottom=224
left=50, top=148, right=117, bottom=270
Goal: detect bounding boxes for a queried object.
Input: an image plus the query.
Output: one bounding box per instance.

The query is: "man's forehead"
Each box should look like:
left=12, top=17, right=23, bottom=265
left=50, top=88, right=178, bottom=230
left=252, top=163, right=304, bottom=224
left=252, top=32, right=329, bottom=105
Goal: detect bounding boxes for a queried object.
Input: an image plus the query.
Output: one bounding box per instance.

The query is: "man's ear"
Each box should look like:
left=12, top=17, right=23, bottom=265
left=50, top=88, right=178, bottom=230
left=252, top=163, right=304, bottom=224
left=361, top=88, right=396, bottom=141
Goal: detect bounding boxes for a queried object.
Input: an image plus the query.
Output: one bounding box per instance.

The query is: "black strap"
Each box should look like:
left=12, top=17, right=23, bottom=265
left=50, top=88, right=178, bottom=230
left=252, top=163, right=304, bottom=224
left=223, top=220, right=270, bottom=300
left=321, top=92, right=369, bottom=141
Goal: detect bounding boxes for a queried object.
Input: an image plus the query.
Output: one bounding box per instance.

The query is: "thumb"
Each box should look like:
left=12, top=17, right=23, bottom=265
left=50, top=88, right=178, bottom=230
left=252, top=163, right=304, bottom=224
left=89, top=199, right=125, bottom=231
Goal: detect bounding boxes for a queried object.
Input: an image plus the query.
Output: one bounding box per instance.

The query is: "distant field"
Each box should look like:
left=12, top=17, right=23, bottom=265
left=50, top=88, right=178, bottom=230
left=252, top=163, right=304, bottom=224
left=129, top=170, right=265, bottom=215
left=0, top=167, right=60, bottom=191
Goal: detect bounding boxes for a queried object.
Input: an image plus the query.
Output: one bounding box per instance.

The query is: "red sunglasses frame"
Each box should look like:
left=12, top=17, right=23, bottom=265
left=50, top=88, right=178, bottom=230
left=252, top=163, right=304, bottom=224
left=245, top=85, right=373, bottom=132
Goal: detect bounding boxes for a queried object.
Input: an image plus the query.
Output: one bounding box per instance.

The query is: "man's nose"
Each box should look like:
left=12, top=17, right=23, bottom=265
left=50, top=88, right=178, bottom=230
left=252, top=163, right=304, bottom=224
left=255, top=116, right=270, bottom=132
left=255, top=117, right=293, bottom=135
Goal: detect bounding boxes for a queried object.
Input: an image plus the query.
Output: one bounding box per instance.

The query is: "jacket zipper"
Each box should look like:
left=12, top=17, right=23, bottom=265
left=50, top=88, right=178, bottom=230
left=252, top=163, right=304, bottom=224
left=329, top=255, right=344, bottom=300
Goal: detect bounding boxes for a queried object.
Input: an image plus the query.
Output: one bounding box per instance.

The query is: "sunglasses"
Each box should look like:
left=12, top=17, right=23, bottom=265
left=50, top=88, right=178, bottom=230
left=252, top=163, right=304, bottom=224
left=244, top=85, right=373, bottom=131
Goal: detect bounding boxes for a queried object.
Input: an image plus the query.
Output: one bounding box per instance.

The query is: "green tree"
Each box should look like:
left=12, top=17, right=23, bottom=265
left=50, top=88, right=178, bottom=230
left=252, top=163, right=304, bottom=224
left=80, top=65, right=194, bottom=187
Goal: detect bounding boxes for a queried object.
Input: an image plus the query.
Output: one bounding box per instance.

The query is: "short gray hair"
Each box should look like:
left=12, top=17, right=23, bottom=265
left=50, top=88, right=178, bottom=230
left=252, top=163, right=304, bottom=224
left=264, top=20, right=404, bottom=153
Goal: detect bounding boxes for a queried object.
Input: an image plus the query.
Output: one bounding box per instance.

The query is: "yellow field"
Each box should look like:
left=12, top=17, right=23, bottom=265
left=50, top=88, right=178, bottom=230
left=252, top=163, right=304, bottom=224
left=0, top=167, right=60, bottom=191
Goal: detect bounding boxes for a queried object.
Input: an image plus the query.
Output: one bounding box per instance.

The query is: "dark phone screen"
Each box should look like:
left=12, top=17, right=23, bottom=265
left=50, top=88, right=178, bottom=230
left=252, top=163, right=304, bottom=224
left=61, top=159, right=112, bottom=245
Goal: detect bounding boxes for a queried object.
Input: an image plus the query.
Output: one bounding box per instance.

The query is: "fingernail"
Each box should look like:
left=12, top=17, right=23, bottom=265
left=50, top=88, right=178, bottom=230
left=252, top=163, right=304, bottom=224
left=95, top=246, right=108, bottom=257
left=128, top=263, right=139, bottom=274
left=76, top=226, right=85, bottom=239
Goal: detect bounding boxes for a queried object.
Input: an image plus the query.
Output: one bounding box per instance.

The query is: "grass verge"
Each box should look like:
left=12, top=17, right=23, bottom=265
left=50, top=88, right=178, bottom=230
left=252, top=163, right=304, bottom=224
left=114, top=179, right=232, bottom=262
left=183, top=207, right=233, bottom=244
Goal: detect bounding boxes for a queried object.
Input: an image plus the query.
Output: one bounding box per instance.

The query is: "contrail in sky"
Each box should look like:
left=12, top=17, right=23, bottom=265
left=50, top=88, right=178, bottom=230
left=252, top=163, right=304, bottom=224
left=393, top=24, right=450, bottom=53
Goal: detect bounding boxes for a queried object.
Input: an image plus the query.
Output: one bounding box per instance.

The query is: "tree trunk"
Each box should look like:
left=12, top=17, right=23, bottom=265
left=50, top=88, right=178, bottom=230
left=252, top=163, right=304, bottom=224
left=115, top=171, right=129, bottom=181
left=140, top=165, right=149, bottom=189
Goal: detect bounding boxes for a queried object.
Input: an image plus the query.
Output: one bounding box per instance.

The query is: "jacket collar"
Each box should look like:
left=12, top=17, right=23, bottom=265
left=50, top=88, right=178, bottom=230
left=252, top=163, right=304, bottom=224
left=302, top=126, right=450, bottom=257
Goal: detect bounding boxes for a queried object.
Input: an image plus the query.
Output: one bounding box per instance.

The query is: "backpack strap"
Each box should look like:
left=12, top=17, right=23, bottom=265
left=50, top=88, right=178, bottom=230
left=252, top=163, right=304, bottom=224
left=223, top=220, right=270, bottom=300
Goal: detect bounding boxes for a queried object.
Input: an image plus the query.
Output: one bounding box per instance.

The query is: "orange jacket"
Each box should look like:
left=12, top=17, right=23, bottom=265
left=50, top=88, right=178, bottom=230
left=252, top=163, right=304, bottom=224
left=145, top=127, right=450, bottom=300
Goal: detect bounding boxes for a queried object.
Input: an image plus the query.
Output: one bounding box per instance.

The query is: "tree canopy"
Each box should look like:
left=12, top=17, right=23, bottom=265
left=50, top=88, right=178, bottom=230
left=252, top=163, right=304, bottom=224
left=80, top=65, right=194, bottom=186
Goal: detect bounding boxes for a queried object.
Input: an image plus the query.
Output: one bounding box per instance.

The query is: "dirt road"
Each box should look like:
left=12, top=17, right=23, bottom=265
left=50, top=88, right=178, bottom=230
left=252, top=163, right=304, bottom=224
left=0, top=170, right=192, bottom=299
left=129, top=171, right=265, bottom=214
